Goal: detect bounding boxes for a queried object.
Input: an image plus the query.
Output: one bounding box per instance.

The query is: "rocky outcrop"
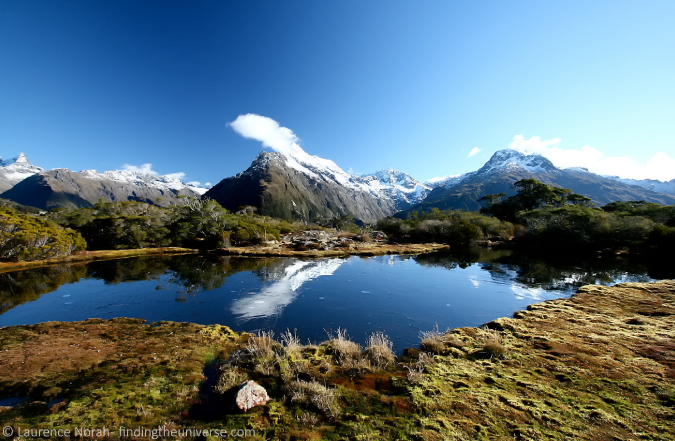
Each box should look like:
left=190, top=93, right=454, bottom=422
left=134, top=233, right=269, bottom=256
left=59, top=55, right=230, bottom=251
left=235, top=380, right=271, bottom=412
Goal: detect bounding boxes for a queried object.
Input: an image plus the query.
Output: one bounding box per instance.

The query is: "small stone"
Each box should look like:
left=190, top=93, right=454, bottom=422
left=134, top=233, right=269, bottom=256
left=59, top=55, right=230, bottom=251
left=235, top=380, right=270, bottom=412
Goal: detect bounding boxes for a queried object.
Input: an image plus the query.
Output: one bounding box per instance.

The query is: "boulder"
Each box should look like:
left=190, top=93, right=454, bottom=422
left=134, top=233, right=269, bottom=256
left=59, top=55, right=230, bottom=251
left=235, top=380, right=271, bottom=412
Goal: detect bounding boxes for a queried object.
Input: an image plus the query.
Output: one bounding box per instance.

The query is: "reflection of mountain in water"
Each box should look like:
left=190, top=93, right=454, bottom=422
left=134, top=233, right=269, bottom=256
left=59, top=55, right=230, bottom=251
left=231, top=259, right=345, bottom=323
left=0, top=255, right=276, bottom=314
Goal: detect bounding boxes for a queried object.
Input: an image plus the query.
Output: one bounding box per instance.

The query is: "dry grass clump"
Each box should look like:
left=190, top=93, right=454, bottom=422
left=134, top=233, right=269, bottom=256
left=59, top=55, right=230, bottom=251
left=280, top=328, right=303, bottom=360
left=364, top=331, right=395, bottom=368
left=215, top=364, right=247, bottom=394
left=420, top=325, right=467, bottom=354
left=285, top=380, right=341, bottom=419
left=480, top=328, right=507, bottom=359
left=404, top=351, right=435, bottom=384
left=324, top=328, right=362, bottom=367
left=245, top=330, right=279, bottom=374
left=420, top=324, right=448, bottom=354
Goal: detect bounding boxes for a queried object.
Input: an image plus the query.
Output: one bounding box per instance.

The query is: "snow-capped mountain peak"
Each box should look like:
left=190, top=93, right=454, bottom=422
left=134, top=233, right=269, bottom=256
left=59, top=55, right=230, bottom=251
left=482, top=150, right=557, bottom=174
left=0, top=152, right=45, bottom=192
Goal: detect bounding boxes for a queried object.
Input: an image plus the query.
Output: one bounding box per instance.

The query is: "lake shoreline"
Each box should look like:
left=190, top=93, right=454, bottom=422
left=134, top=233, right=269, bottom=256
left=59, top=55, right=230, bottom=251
left=0, top=280, right=673, bottom=439
left=0, top=242, right=450, bottom=273
left=0, top=247, right=199, bottom=274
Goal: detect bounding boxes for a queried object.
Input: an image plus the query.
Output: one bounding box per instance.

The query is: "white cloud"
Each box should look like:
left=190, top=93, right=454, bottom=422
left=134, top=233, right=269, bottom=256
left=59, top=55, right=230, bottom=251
left=468, top=147, right=481, bottom=157
left=509, top=135, right=563, bottom=154
left=228, top=113, right=306, bottom=158
left=187, top=181, right=201, bottom=187
left=509, top=135, right=675, bottom=181
left=205, top=182, right=212, bottom=187
left=122, top=163, right=158, bottom=175
left=165, top=172, right=186, bottom=180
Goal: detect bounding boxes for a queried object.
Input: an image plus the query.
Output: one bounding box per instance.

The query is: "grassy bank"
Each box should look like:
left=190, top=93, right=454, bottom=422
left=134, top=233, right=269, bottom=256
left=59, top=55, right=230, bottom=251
left=0, top=281, right=673, bottom=439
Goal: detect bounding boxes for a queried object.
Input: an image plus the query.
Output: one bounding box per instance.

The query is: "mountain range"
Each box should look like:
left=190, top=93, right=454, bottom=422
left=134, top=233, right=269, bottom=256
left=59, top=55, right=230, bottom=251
left=0, top=155, right=206, bottom=210
left=2, top=147, right=675, bottom=220
left=401, top=149, right=675, bottom=216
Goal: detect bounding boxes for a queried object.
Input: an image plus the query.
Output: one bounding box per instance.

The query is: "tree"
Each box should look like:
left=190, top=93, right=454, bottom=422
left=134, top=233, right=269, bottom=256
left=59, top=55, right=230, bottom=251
left=170, top=198, right=236, bottom=248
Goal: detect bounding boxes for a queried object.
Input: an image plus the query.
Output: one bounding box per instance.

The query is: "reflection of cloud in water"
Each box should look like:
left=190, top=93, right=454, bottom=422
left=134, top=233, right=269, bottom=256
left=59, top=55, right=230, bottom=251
left=469, top=277, right=480, bottom=288
left=510, top=284, right=545, bottom=301
left=231, top=259, right=344, bottom=322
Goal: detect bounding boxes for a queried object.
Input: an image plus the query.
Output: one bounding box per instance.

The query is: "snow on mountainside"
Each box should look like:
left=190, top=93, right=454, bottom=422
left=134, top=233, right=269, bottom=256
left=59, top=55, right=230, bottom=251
left=424, top=149, right=558, bottom=192
left=604, top=176, right=675, bottom=196
left=79, top=169, right=207, bottom=195
left=477, top=149, right=559, bottom=175
left=358, top=168, right=431, bottom=210
left=0, top=152, right=208, bottom=198
left=426, top=174, right=465, bottom=189
left=0, top=153, right=44, bottom=193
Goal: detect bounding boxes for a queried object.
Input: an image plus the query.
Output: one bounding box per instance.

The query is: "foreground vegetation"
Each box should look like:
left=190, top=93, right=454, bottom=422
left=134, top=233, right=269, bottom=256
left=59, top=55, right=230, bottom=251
left=1, top=280, right=673, bottom=439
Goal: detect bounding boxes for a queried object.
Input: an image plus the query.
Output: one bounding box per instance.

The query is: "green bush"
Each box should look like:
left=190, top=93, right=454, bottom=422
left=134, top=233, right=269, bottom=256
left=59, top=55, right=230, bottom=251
left=377, top=208, right=513, bottom=247
left=0, top=207, right=86, bottom=261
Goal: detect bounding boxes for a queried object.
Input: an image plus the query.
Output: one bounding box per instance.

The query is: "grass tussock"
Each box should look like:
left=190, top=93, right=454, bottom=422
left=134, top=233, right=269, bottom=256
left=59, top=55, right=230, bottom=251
left=480, top=327, right=507, bottom=359
left=420, top=324, right=448, bottom=354
left=323, top=328, right=363, bottom=367
left=285, top=380, right=341, bottom=419
left=215, top=364, right=247, bottom=393
left=244, top=330, right=279, bottom=374
left=364, top=331, right=395, bottom=368
left=280, top=328, right=303, bottom=360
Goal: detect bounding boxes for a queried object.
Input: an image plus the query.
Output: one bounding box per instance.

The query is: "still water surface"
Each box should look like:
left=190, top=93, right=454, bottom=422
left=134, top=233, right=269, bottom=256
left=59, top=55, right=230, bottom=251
left=0, top=250, right=661, bottom=351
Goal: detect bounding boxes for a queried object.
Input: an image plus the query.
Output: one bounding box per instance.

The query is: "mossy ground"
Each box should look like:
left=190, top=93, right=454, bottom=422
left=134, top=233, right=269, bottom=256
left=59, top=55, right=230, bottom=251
left=0, top=281, right=674, bottom=440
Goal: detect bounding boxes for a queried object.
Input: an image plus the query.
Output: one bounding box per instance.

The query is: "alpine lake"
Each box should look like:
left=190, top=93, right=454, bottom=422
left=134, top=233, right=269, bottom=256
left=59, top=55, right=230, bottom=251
left=0, top=248, right=670, bottom=352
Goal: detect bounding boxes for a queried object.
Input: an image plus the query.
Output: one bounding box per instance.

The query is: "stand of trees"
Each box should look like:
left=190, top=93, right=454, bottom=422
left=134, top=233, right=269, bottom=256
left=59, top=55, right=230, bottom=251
left=479, top=179, right=675, bottom=254
left=377, top=208, right=515, bottom=247
left=47, top=199, right=296, bottom=251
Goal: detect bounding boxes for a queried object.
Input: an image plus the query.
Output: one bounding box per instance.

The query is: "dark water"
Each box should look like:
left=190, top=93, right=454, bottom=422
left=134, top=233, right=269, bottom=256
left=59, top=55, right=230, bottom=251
left=0, top=250, right=665, bottom=351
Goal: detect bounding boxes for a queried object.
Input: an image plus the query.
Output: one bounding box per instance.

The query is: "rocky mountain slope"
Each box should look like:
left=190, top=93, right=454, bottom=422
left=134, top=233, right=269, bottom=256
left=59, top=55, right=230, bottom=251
left=404, top=149, right=675, bottom=214
left=204, top=151, right=398, bottom=223
left=0, top=168, right=203, bottom=210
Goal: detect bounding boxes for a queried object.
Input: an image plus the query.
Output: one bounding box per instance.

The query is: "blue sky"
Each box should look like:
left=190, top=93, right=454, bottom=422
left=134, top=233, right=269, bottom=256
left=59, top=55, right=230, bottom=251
left=1, top=0, right=674, bottom=185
